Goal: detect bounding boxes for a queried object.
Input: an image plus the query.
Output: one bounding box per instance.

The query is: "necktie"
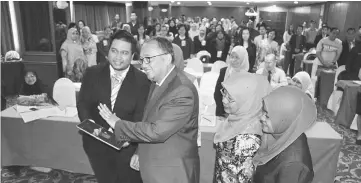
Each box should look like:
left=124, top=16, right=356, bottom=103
left=268, top=71, right=272, bottom=83
left=110, top=74, right=123, bottom=110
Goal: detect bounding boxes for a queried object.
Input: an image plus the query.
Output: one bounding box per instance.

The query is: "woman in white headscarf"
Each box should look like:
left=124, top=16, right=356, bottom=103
left=214, top=69, right=272, bottom=183
left=193, top=26, right=207, bottom=53
left=80, top=26, right=97, bottom=67
left=214, top=46, right=250, bottom=118
left=188, top=23, right=199, bottom=41
left=254, top=86, right=316, bottom=183
left=290, top=71, right=315, bottom=100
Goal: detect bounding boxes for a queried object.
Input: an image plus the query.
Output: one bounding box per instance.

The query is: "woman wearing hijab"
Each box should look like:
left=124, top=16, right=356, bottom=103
left=290, top=71, right=315, bottom=100
left=19, top=71, right=45, bottom=96
left=60, top=28, right=85, bottom=78
left=234, top=28, right=257, bottom=73
left=80, top=26, right=97, bottom=67
left=214, top=67, right=272, bottom=183
left=254, top=86, right=316, bottom=183
left=193, top=26, right=207, bottom=53
left=214, top=46, right=251, bottom=118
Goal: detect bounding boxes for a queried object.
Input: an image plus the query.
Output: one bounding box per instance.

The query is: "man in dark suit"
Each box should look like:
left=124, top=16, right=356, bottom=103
left=288, top=25, right=307, bottom=77
left=339, top=28, right=356, bottom=66
left=77, top=30, right=150, bottom=183
left=98, top=37, right=200, bottom=183
left=128, top=12, right=139, bottom=35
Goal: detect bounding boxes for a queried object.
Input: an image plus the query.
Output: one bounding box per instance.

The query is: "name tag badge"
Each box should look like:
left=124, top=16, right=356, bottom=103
left=201, top=40, right=206, bottom=46
left=181, top=40, right=186, bottom=47
left=103, top=40, right=108, bottom=46
left=217, top=51, right=222, bottom=58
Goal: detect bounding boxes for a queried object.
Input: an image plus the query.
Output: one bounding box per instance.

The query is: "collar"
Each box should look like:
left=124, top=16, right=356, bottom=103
left=265, top=67, right=276, bottom=74
left=156, top=65, right=175, bottom=86
left=110, top=64, right=130, bottom=80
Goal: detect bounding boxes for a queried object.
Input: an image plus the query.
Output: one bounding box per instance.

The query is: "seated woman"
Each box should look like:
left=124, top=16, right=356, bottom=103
left=19, top=71, right=45, bottom=96
left=254, top=86, right=316, bottom=183
left=214, top=46, right=250, bottom=118
left=214, top=68, right=272, bottom=183
left=290, top=71, right=315, bottom=100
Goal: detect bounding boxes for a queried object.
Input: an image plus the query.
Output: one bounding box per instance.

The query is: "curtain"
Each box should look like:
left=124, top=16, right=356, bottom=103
left=19, top=1, right=52, bottom=52
left=1, top=1, right=14, bottom=55
left=74, top=2, right=126, bottom=32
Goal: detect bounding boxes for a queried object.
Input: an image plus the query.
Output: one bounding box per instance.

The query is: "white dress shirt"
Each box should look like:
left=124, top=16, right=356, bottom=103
left=256, top=67, right=288, bottom=89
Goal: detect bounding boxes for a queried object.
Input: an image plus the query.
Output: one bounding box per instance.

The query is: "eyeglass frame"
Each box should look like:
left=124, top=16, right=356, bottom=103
left=138, top=53, right=169, bottom=65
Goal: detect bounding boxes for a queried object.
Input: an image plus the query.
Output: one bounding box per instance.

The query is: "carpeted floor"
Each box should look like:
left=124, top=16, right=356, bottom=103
left=1, top=105, right=361, bottom=183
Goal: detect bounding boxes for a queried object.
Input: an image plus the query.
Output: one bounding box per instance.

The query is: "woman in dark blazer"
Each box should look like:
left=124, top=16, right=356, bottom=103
left=207, top=30, right=231, bottom=63
left=173, top=24, right=194, bottom=60
left=234, top=28, right=257, bottom=72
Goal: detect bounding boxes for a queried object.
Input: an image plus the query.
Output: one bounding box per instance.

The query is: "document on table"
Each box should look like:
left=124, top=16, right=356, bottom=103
left=353, top=81, right=361, bottom=85
left=14, top=105, right=78, bottom=123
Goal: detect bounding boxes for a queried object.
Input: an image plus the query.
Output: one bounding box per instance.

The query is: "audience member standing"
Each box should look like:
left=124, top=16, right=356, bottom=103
left=111, top=14, right=121, bottom=29
left=97, top=26, right=112, bottom=64
left=254, top=25, right=268, bottom=47
left=288, top=25, right=307, bottom=77
left=193, top=26, right=208, bottom=53
left=339, top=28, right=356, bottom=66
left=283, top=24, right=294, bottom=44
left=173, top=24, right=194, bottom=60
left=189, top=23, right=200, bottom=41
left=128, top=12, right=139, bottom=35
left=304, top=20, right=318, bottom=50
left=168, top=19, right=178, bottom=37
left=234, top=28, right=257, bottom=73
left=256, top=29, right=279, bottom=69
left=60, top=28, right=85, bottom=78
left=314, top=26, right=329, bottom=46
left=208, top=30, right=231, bottom=63
left=81, top=26, right=98, bottom=67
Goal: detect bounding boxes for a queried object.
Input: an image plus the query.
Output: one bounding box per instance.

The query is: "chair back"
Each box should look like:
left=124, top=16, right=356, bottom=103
left=185, top=58, right=204, bottom=73
left=196, top=50, right=211, bottom=59
left=53, top=78, right=76, bottom=108
left=334, top=65, right=345, bottom=90
left=211, top=61, right=228, bottom=73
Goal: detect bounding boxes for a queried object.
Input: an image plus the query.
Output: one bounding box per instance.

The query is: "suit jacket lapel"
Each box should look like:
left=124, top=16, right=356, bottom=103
left=143, top=68, right=178, bottom=120
left=99, top=64, right=112, bottom=109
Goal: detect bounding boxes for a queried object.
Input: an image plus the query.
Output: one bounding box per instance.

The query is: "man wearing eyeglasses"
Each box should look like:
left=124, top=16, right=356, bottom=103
left=98, top=37, right=200, bottom=183
left=77, top=30, right=150, bottom=183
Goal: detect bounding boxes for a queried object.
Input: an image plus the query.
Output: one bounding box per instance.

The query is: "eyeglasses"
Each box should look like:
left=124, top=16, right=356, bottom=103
left=220, top=88, right=235, bottom=103
left=138, top=53, right=169, bottom=64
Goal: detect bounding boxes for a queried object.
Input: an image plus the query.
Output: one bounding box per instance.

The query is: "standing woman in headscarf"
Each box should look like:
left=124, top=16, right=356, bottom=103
left=80, top=26, right=97, bottom=67
left=214, top=68, right=272, bottom=183
left=254, top=86, right=316, bottom=183
left=290, top=71, right=315, bottom=100
left=188, top=23, right=200, bottom=41
left=234, top=28, right=257, bottom=73
left=214, top=46, right=250, bottom=118
left=60, top=28, right=85, bottom=78
left=193, top=26, right=207, bottom=53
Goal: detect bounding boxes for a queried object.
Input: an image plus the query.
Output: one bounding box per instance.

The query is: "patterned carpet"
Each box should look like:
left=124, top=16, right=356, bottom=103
left=1, top=104, right=361, bottom=183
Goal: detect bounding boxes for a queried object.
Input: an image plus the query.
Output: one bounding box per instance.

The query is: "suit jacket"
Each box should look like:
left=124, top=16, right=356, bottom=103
left=128, top=22, right=140, bottom=35
left=339, top=40, right=355, bottom=66
left=289, top=35, right=306, bottom=54
left=114, top=68, right=200, bottom=183
left=214, top=67, right=227, bottom=117
left=345, top=41, right=361, bottom=79
left=207, top=37, right=231, bottom=63
left=77, top=63, right=150, bottom=156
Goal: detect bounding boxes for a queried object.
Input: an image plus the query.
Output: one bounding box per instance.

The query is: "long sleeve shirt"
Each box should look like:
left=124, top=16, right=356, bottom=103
left=256, top=67, right=288, bottom=90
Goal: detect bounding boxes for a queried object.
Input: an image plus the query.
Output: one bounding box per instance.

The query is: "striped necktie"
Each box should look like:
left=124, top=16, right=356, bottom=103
left=110, top=74, right=123, bottom=110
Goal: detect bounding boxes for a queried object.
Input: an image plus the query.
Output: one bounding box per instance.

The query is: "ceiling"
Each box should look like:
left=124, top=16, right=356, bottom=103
left=149, top=1, right=326, bottom=7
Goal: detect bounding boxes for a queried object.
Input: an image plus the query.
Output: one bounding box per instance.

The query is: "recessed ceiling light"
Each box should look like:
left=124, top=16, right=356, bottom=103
left=294, top=1, right=298, bottom=4
left=171, top=1, right=175, bottom=3
left=177, top=2, right=180, bottom=5
left=247, top=2, right=250, bottom=5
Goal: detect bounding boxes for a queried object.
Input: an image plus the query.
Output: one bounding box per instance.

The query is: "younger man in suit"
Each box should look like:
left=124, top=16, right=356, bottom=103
left=77, top=30, right=150, bottom=183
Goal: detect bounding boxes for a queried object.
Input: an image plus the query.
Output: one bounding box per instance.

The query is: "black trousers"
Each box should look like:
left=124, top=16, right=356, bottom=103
left=82, top=135, right=142, bottom=183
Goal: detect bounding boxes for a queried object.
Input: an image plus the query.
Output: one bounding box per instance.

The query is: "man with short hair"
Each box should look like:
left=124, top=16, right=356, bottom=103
left=314, top=25, right=329, bottom=46
left=256, top=17, right=267, bottom=31
left=111, top=14, right=121, bottom=28
left=77, top=30, right=150, bottom=183
left=288, top=25, right=307, bottom=77
left=128, top=12, right=139, bottom=35
left=304, top=20, right=318, bottom=50
left=312, top=27, right=343, bottom=76
left=256, top=53, right=288, bottom=90
left=254, top=25, right=268, bottom=47
left=339, top=28, right=356, bottom=66
left=98, top=37, right=200, bottom=183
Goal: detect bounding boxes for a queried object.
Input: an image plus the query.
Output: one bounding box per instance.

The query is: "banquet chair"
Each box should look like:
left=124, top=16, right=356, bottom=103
left=184, top=58, right=204, bottom=78
left=53, top=78, right=76, bottom=108
left=196, top=50, right=211, bottom=60
left=327, top=66, right=346, bottom=114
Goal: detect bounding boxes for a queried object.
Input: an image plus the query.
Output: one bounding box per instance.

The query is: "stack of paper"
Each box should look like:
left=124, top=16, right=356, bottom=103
left=14, top=105, right=78, bottom=123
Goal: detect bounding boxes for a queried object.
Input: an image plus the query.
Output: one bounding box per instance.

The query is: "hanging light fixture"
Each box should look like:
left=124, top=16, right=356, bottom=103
left=161, top=8, right=168, bottom=12
left=245, top=7, right=258, bottom=17
left=56, top=1, right=68, bottom=9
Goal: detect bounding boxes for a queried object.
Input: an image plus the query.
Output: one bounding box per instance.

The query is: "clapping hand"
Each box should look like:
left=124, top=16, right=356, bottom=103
left=98, top=103, right=120, bottom=129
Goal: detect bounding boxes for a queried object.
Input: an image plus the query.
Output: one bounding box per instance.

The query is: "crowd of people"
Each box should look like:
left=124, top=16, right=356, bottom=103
left=11, top=11, right=361, bottom=183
